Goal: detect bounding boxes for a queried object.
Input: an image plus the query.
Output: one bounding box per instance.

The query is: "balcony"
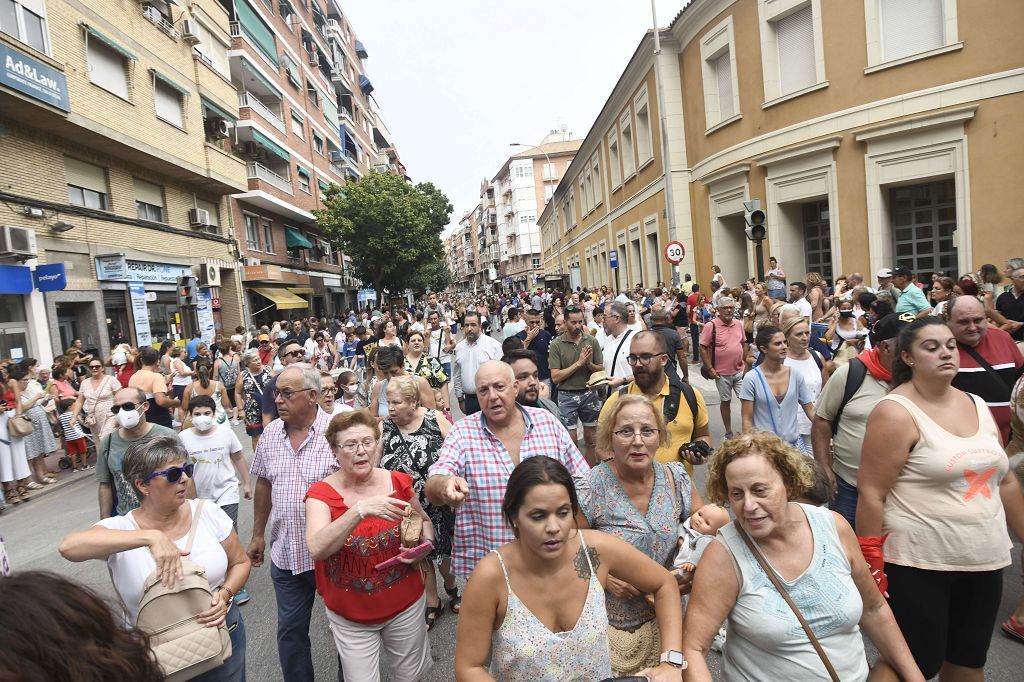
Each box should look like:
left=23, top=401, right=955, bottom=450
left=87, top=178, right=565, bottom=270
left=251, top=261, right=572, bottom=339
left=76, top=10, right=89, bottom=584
left=247, top=162, right=292, bottom=194
left=485, top=211, right=497, bottom=227
left=238, top=92, right=285, bottom=133
left=489, top=246, right=500, bottom=261
left=142, top=5, right=178, bottom=40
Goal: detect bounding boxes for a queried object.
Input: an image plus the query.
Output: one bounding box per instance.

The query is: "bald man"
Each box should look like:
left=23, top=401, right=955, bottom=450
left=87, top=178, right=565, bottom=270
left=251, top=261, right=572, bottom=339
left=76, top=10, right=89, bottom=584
left=426, top=360, right=589, bottom=577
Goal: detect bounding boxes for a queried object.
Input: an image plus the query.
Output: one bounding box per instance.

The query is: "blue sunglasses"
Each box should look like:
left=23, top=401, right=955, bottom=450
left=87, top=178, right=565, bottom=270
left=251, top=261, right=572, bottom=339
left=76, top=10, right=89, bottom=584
left=145, top=463, right=194, bottom=483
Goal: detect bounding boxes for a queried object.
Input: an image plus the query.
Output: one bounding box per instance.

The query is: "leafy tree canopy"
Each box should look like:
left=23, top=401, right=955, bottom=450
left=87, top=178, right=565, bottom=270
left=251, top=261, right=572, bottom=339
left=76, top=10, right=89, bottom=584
left=316, top=172, right=453, bottom=296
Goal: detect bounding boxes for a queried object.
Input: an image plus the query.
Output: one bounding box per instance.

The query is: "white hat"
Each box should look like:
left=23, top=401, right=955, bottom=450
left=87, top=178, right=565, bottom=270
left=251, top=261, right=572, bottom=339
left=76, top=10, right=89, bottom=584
left=875, top=268, right=893, bottom=279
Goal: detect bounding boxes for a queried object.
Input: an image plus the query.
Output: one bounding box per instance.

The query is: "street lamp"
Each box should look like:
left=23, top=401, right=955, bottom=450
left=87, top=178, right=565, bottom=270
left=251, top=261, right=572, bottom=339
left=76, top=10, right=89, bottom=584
left=510, top=142, right=557, bottom=289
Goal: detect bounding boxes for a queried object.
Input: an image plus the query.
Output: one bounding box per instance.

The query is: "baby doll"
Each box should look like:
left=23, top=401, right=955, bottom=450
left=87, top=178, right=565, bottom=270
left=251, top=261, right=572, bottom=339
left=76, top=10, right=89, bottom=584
left=673, top=503, right=731, bottom=574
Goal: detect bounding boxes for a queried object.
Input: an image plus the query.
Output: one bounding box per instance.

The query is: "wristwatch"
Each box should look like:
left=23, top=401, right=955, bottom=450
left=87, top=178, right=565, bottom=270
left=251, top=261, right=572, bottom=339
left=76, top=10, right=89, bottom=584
left=659, top=649, right=687, bottom=669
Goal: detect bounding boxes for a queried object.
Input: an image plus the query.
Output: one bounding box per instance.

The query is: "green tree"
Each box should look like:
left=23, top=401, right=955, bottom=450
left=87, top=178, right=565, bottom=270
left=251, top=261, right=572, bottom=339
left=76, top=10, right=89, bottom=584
left=316, top=172, right=453, bottom=297
left=406, top=254, right=454, bottom=294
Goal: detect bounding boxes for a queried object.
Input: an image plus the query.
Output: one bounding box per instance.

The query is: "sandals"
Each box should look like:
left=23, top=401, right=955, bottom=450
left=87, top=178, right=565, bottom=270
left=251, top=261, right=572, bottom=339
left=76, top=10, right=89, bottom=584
left=1003, top=615, right=1024, bottom=644
left=424, top=605, right=444, bottom=630
left=445, top=584, right=462, bottom=614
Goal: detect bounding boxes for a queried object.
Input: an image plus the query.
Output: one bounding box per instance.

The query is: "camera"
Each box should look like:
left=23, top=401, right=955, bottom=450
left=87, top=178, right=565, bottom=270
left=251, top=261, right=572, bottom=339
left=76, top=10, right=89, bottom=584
left=679, top=440, right=713, bottom=463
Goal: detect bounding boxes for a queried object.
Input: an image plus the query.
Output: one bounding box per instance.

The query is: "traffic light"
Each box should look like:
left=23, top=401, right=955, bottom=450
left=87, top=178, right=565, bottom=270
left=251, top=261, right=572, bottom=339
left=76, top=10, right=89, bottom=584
left=177, top=275, right=198, bottom=307
left=744, top=199, right=766, bottom=241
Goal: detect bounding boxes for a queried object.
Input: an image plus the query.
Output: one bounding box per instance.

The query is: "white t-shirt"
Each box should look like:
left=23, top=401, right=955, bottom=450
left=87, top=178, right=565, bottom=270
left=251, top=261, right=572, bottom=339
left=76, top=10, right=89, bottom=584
left=178, top=426, right=244, bottom=505
left=97, top=500, right=232, bottom=623
left=793, top=297, right=813, bottom=320
left=785, top=354, right=824, bottom=436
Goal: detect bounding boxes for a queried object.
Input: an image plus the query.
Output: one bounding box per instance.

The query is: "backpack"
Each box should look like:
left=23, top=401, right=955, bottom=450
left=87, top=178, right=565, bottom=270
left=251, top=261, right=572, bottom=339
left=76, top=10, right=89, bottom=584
left=128, top=500, right=232, bottom=681
left=619, top=374, right=699, bottom=433
left=830, top=358, right=867, bottom=437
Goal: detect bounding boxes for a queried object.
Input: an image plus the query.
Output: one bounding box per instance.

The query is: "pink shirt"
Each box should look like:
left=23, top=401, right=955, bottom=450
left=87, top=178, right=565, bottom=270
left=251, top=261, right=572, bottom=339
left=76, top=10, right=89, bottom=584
left=700, top=318, right=746, bottom=375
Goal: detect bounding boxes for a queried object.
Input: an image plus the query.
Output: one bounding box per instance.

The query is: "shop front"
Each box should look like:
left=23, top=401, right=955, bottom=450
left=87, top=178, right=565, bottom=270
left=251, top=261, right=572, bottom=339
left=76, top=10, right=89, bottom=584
left=243, top=264, right=311, bottom=325
left=95, top=254, right=194, bottom=346
left=0, top=262, right=66, bottom=365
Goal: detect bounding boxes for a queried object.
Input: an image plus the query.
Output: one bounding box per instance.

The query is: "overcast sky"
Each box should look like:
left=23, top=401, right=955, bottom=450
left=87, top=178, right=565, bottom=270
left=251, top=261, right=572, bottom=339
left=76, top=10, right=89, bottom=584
left=341, top=0, right=688, bottom=237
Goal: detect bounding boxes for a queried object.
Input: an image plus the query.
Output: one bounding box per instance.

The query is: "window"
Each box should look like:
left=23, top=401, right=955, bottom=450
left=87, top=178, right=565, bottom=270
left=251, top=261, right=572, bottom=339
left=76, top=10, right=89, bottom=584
left=153, top=76, right=184, bottom=127
left=65, top=157, right=108, bottom=210
left=802, top=200, right=833, bottom=281
left=244, top=214, right=261, bottom=250
left=134, top=178, right=165, bottom=222
left=758, top=0, right=825, bottom=103
left=313, top=133, right=324, bottom=155
left=192, top=19, right=230, bottom=78
left=262, top=218, right=275, bottom=253
left=634, top=89, right=652, bottom=164
left=290, top=111, right=304, bottom=138
left=514, top=164, right=533, bottom=178
left=306, top=83, right=319, bottom=108
left=619, top=111, right=635, bottom=177
left=561, top=200, right=571, bottom=232
left=542, top=162, right=556, bottom=180
left=591, top=155, right=603, bottom=206
left=281, top=53, right=300, bottom=88
left=872, top=0, right=955, bottom=65
left=86, top=33, right=130, bottom=99
left=532, top=257, right=540, bottom=269
left=578, top=177, right=588, bottom=215
left=195, top=198, right=219, bottom=233
left=568, top=190, right=576, bottom=226
left=1, top=0, right=48, bottom=53
left=297, top=168, right=311, bottom=193
left=700, top=16, right=740, bottom=130
left=607, top=129, right=621, bottom=187
left=544, top=185, right=555, bottom=202
left=890, top=180, right=957, bottom=282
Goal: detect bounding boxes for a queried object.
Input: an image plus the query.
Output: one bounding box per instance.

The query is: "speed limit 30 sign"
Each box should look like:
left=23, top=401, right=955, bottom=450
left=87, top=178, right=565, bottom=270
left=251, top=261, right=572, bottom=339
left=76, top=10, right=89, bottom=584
left=664, top=241, right=685, bottom=264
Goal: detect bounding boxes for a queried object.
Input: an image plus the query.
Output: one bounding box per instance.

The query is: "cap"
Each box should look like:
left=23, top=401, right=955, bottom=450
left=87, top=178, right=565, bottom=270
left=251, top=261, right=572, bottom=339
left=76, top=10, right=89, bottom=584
left=869, top=312, right=913, bottom=346
left=890, top=265, right=913, bottom=278
left=345, top=321, right=354, bottom=328
left=258, top=333, right=270, bottom=341
left=875, top=268, right=893, bottom=279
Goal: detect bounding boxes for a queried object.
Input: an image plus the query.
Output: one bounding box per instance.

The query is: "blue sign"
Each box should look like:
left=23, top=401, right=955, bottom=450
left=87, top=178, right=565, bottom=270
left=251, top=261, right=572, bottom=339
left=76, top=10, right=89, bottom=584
left=609, top=249, right=619, bottom=269
left=357, top=288, right=377, bottom=304
left=1, top=43, right=70, bottom=112
left=32, top=263, right=66, bottom=291
left=0, top=264, right=32, bottom=294
left=95, top=254, right=191, bottom=283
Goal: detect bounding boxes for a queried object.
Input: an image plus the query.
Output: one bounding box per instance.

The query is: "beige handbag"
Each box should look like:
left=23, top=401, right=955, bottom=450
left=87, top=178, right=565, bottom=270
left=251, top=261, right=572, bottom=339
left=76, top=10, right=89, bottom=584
left=6, top=413, right=34, bottom=438
left=129, top=501, right=233, bottom=681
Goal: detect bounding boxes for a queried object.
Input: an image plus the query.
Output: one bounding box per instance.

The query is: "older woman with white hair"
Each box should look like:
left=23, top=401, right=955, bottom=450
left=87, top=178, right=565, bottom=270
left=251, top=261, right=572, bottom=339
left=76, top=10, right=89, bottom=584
left=60, top=436, right=251, bottom=681
left=233, top=349, right=270, bottom=451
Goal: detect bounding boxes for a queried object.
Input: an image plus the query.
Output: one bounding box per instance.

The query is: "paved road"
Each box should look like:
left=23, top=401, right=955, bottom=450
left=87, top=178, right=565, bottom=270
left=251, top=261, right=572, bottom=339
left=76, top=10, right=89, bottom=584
left=2, top=362, right=1021, bottom=680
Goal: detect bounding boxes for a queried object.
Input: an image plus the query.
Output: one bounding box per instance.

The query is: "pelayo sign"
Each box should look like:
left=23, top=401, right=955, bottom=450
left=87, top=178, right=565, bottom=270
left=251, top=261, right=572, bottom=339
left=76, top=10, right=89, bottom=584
left=1, top=43, right=70, bottom=112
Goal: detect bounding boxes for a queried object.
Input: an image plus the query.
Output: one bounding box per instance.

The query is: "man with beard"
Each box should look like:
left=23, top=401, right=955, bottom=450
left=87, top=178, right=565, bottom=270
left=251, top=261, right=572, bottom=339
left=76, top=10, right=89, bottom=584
left=502, top=348, right=564, bottom=427
left=597, top=332, right=711, bottom=471
left=549, top=307, right=605, bottom=465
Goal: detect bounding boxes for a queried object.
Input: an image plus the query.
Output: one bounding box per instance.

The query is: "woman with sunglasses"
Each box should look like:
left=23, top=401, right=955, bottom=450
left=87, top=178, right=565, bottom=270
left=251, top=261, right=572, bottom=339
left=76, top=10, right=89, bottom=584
left=61, top=436, right=250, bottom=681
left=79, top=357, right=120, bottom=442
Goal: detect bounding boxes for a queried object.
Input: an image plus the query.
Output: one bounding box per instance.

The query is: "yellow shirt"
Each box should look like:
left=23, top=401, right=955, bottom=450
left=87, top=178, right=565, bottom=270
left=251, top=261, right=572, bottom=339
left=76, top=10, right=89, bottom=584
left=598, top=378, right=710, bottom=469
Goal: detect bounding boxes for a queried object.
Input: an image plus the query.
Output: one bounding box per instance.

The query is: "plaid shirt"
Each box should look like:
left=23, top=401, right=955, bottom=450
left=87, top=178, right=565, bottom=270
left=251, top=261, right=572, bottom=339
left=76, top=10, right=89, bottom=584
left=250, top=408, right=338, bottom=574
left=429, top=404, right=589, bottom=577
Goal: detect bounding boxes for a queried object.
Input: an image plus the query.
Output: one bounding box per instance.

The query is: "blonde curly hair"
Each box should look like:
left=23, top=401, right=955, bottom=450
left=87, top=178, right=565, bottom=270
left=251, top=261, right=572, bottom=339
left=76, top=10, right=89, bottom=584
left=705, top=431, right=812, bottom=505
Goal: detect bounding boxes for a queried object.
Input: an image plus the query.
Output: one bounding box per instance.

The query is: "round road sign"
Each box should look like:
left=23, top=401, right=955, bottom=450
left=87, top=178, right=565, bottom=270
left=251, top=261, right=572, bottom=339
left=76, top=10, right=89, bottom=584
left=664, top=241, right=685, bottom=265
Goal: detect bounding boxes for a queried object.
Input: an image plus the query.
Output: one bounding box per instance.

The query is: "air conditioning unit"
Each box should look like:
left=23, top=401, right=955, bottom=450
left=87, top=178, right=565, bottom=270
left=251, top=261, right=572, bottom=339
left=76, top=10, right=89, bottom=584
left=188, top=208, right=211, bottom=228
left=308, top=53, right=320, bottom=67
left=142, top=5, right=161, bottom=23
left=204, top=116, right=230, bottom=139
left=0, top=225, right=37, bottom=258
left=243, top=257, right=261, bottom=267
left=199, top=262, right=221, bottom=287
left=181, top=18, right=200, bottom=44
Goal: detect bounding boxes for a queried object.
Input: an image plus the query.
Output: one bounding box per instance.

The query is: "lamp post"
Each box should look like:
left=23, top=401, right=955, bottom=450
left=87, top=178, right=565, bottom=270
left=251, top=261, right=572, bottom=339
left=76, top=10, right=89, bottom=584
left=510, top=142, right=556, bottom=291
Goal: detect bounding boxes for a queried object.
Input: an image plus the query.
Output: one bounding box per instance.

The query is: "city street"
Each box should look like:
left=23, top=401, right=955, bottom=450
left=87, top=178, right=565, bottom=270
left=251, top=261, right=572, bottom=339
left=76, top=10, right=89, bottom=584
left=2, top=365, right=1021, bottom=680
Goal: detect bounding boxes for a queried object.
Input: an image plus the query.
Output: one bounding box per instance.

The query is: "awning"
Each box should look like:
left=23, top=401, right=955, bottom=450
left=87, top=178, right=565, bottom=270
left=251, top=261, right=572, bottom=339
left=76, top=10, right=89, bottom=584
left=240, top=58, right=282, bottom=99
left=317, top=179, right=331, bottom=192
left=149, top=69, right=190, bottom=96
left=288, top=287, right=314, bottom=295
left=359, top=74, right=373, bottom=95
left=285, top=226, right=313, bottom=249
left=251, top=128, right=290, bottom=162
left=252, top=287, right=308, bottom=309
left=235, top=0, right=279, bottom=66
left=201, top=97, right=237, bottom=123
left=81, top=23, right=138, bottom=61
left=355, top=40, right=368, bottom=59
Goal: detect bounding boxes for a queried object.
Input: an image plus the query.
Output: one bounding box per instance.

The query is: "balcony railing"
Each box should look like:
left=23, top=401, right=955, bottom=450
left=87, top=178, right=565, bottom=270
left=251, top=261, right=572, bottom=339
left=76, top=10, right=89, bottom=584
left=229, top=21, right=241, bottom=38
left=238, top=93, right=285, bottom=133
left=246, top=162, right=292, bottom=194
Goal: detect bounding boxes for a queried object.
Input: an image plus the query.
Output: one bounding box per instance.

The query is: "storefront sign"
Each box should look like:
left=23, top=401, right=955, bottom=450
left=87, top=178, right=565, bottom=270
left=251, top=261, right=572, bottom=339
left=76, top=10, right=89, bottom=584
left=196, top=289, right=216, bottom=345
left=96, top=255, right=191, bottom=283
left=128, top=283, right=152, bottom=347
left=1, top=43, right=70, bottom=112
left=357, top=288, right=377, bottom=305
left=211, top=297, right=221, bottom=308
left=243, top=264, right=283, bottom=281
left=0, top=264, right=32, bottom=294
left=32, top=263, right=67, bottom=291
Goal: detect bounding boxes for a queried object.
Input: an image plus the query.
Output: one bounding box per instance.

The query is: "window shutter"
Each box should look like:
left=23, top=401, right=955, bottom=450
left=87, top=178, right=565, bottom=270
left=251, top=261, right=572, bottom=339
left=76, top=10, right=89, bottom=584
left=880, top=0, right=944, bottom=62
left=777, top=5, right=816, bottom=95
left=65, top=157, right=107, bottom=193
left=714, top=52, right=734, bottom=119
left=133, top=179, right=164, bottom=206
left=87, top=40, right=128, bottom=98
left=154, top=80, right=182, bottom=126
left=196, top=198, right=219, bottom=225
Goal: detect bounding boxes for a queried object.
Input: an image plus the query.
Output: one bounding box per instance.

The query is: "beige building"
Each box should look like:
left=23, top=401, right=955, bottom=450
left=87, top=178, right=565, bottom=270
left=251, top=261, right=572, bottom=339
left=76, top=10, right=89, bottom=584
left=447, top=210, right=480, bottom=293
left=540, top=0, right=1024, bottom=291
left=0, top=0, right=247, bottom=365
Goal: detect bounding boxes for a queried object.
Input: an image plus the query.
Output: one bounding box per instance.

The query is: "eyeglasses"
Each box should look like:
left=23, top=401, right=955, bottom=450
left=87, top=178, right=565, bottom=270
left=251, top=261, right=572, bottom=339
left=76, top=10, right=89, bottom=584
left=338, top=438, right=376, bottom=453
left=274, top=386, right=313, bottom=400
left=89, top=364, right=102, bottom=369
left=145, top=463, right=194, bottom=483
left=110, top=402, right=141, bottom=414
left=613, top=427, right=661, bottom=440
left=259, top=340, right=270, bottom=345
left=284, top=349, right=305, bottom=358
left=626, top=353, right=666, bottom=366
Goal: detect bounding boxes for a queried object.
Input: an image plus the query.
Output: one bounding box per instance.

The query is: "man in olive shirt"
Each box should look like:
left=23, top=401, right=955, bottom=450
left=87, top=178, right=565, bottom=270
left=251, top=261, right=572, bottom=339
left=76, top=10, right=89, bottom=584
left=549, top=307, right=604, bottom=465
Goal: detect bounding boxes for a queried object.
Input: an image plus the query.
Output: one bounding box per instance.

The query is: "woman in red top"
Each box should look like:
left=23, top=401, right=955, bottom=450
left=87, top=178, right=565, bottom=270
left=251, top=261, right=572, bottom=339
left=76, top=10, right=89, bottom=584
left=306, top=409, right=434, bottom=682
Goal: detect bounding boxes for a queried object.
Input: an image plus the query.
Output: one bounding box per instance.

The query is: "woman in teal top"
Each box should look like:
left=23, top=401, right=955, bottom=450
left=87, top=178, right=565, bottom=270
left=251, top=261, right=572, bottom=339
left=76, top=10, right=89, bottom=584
left=581, top=394, right=701, bottom=677
left=740, top=326, right=815, bottom=454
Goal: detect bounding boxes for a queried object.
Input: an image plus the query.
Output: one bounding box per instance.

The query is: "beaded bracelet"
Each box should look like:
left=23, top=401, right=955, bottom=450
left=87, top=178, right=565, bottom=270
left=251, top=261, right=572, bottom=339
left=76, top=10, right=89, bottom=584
left=356, top=501, right=365, bottom=520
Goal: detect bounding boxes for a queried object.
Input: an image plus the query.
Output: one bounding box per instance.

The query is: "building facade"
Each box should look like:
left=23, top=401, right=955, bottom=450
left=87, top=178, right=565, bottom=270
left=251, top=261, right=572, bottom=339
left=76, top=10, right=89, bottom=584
left=540, top=0, right=1024, bottom=291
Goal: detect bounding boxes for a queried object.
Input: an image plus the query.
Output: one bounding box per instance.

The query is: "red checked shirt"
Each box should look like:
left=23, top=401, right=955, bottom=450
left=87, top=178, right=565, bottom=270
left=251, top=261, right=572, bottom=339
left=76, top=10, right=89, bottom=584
left=428, top=405, right=590, bottom=577
left=250, top=408, right=339, bottom=574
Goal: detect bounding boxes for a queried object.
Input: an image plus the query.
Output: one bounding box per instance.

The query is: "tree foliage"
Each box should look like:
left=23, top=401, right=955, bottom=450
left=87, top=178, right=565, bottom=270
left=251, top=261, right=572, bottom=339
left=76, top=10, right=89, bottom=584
left=316, top=172, right=453, bottom=296
left=406, top=254, right=455, bottom=294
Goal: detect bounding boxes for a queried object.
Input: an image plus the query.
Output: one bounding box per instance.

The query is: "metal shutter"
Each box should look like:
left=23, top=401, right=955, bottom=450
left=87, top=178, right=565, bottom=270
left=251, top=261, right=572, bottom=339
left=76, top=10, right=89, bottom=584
left=880, top=0, right=944, bottom=62
left=777, top=5, right=816, bottom=95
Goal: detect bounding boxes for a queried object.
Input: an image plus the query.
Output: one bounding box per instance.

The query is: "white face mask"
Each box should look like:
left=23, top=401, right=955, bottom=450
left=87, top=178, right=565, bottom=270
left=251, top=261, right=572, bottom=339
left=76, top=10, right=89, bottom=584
left=116, top=407, right=141, bottom=429
left=342, top=384, right=357, bottom=396
left=192, top=415, right=214, bottom=432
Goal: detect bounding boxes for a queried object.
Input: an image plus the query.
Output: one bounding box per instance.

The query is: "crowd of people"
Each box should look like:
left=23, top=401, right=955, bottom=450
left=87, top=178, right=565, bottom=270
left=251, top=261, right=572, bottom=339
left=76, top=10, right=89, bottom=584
left=0, top=254, right=1022, bottom=681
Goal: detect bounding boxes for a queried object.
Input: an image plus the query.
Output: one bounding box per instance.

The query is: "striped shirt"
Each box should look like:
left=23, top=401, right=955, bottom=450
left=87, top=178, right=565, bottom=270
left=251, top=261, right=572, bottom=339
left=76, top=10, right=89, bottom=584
left=428, top=405, right=590, bottom=577
left=250, top=408, right=339, bottom=574
left=952, top=328, right=1024, bottom=446
left=59, top=411, right=85, bottom=441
